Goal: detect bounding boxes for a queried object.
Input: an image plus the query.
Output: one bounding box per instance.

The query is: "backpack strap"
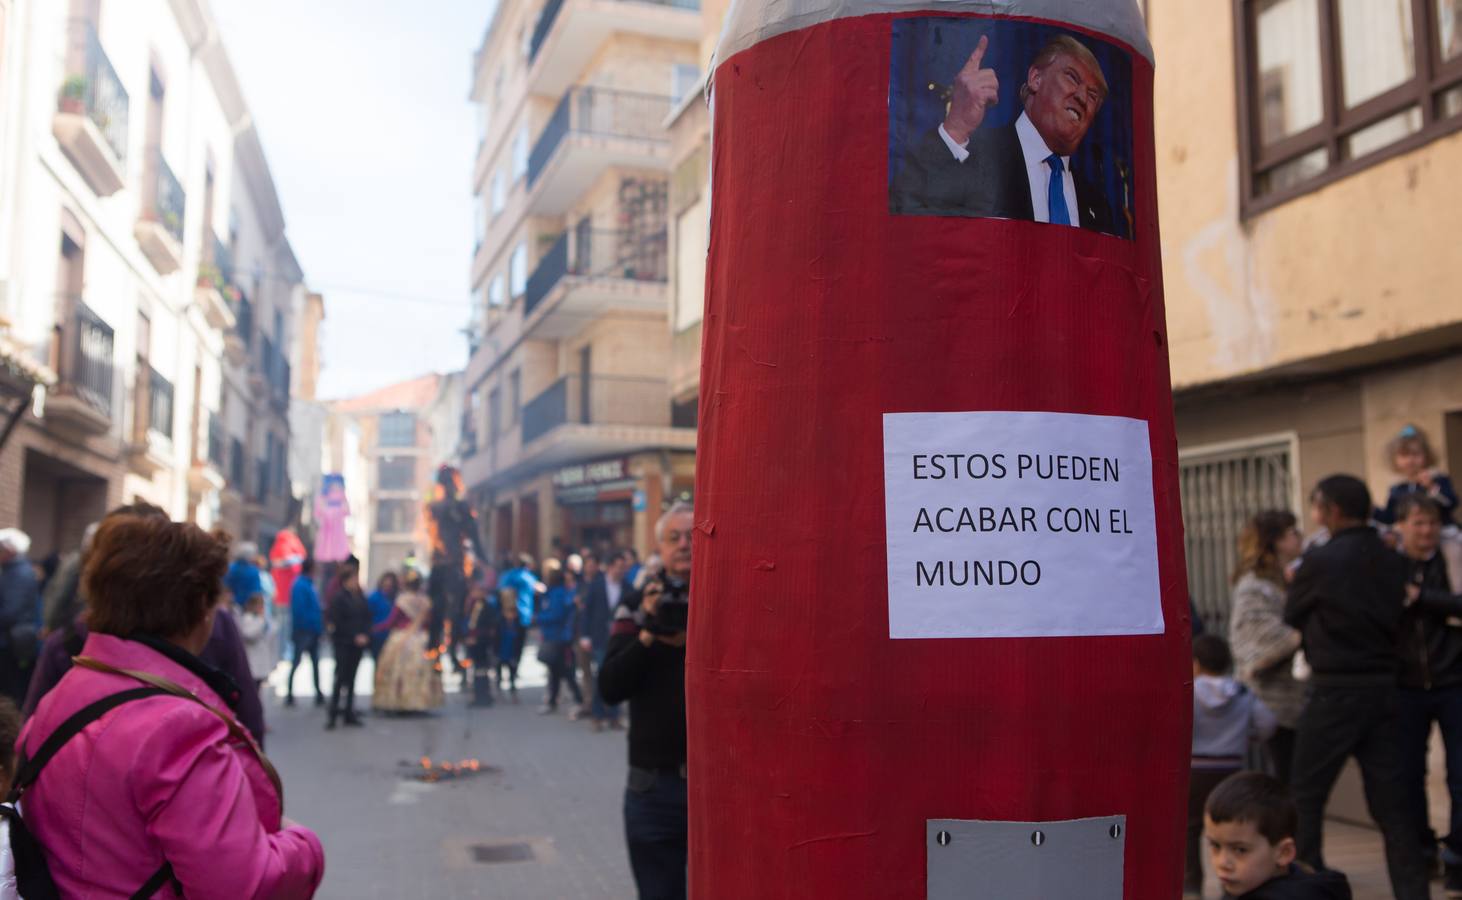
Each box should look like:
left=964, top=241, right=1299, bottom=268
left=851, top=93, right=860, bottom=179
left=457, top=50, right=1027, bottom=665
left=131, top=861, right=179, bottom=898
left=8, top=687, right=168, bottom=801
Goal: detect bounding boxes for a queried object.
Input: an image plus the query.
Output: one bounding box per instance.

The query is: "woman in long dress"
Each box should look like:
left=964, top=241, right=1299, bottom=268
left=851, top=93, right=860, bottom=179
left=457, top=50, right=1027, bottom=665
left=372, top=571, right=444, bottom=713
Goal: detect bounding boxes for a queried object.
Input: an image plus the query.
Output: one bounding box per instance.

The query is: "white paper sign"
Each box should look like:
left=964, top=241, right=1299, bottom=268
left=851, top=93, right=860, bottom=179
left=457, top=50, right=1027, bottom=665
left=882, top=411, right=1164, bottom=639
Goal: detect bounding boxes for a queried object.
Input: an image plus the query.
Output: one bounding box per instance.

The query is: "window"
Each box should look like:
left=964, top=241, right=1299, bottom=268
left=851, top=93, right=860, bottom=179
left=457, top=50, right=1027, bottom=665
left=1178, top=437, right=1294, bottom=635
left=378, top=411, right=416, bottom=448
left=474, top=200, right=485, bottom=251
left=489, top=274, right=505, bottom=307
left=512, top=126, right=529, bottom=181
left=376, top=499, right=417, bottom=534
left=378, top=456, right=416, bottom=490
left=674, top=196, right=708, bottom=331
left=509, top=242, right=528, bottom=298
left=508, top=369, right=521, bottom=425
left=671, top=63, right=700, bottom=106
left=490, top=169, right=506, bottom=217
left=488, top=387, right=501, bottom=441
left=1238, top=0, right=1462, bottom=210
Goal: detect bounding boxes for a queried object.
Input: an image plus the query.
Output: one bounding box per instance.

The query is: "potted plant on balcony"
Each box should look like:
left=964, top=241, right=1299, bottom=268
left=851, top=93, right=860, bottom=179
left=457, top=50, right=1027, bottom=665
left=59, top=76, right=87, bottom=114
left=197, top=263, right=225, bottom=293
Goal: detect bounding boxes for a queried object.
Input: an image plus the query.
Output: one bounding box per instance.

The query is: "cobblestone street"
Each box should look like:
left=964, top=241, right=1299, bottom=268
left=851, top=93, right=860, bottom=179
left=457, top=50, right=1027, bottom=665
left=267, top=651, right=635, bottom=899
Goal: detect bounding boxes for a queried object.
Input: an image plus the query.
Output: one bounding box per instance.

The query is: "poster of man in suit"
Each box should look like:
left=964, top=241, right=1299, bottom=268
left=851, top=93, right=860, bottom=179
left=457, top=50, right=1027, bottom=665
left=888, top=18, right=1135, bottom=240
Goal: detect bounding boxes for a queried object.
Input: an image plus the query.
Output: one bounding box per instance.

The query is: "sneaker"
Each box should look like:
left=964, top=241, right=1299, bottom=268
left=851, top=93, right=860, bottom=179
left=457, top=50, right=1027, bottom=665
left=1445, top=863, right=1462, bottom=898
left=537, top=704, right=557, bottom=715
left=324, top=719, right=337, bottom=731
left=568, top=707, right=587, bottom=721
left=314, top=695, right=326, bottom=708
left=343, top=714, right=365, bottom=727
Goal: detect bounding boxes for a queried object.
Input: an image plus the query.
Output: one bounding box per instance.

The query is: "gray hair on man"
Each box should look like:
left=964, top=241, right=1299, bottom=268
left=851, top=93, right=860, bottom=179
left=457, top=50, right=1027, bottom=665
left=655, top=501, right=694, bottom=543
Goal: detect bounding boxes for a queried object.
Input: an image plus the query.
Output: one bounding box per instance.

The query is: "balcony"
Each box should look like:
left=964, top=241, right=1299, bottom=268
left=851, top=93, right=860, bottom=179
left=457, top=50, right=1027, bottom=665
left=52, top=20, right=128, bottom=196
left=527, top=87, right=673, bottom=214
left=526, top=0, right=699, bottom=99
left=260, top=335, right=290, bottom=409
left=510, top=373, right=693, bottom=474
left=225, top=290, right=252, bottom=365
left=127, top=363, right=174, bottom=475
left=189, top=412, right=227, bottom=493
left=134, top=150, right=186, bottom=274
left=226, top=436, right=246, bottom=497
left=523, top=227, right=668, bottom=337
left=45, top=301, right=115, bottom=435
left=194, top=231, right=238, bottom=332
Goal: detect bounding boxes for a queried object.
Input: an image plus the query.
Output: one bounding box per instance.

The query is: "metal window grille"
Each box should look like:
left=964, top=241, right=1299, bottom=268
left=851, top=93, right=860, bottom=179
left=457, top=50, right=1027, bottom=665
left=1178, top=439, right=1295, bottom=635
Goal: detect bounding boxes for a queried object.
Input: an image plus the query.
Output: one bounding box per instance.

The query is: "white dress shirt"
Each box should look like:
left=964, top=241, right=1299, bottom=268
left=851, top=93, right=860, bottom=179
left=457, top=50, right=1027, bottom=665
left=605, top=577, right=622, bottom=614
left=936, top=111, right=1079, bottom=225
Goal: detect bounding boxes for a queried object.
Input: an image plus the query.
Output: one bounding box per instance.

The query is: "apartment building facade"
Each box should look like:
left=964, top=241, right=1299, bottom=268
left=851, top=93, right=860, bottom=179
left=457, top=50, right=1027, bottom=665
left=1152, top=0, right=1462, bottom=631
left=0, top=0, right=305, bottom=558
left=332, top=373, right=464, bottom=584
left=460, top=0, right=701, bottom=562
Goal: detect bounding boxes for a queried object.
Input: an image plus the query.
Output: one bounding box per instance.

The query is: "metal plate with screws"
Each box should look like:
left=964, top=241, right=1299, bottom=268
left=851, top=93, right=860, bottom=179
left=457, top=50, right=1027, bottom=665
left=926, top=815, right=1126, bottom=899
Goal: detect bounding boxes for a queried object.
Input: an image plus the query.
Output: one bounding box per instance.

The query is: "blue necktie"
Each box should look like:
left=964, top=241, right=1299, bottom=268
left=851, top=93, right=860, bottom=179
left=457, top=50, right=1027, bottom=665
left=1045, top=154, right=1071, bottom=226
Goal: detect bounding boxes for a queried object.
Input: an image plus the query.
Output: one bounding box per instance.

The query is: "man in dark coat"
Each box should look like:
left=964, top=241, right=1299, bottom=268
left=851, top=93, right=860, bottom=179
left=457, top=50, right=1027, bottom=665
left=890, top=33, right=1115, bottom=235
left=1284, top=475, right=1427, bottom=900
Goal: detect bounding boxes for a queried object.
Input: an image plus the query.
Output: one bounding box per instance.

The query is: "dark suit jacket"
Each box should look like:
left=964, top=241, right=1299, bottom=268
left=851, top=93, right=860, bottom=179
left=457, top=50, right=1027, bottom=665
left=581, top=572, right=617, bottom=653
left=890, top=123, right=1114, bottom=235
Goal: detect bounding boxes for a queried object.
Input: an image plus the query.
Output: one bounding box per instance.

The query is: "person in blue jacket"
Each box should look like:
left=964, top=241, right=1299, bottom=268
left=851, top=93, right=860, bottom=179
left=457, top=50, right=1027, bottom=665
left=367, top=571, right=400, bottom=661
left=224, top=542, right=265, bottom=607
left=536, top=563, right=583, bottom=715
left=286, top=557, right=325, bottom=707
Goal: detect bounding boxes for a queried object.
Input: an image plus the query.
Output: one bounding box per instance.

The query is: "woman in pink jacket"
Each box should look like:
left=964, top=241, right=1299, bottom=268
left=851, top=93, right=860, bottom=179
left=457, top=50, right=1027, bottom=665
left=16, top=510, right=324, bottom=898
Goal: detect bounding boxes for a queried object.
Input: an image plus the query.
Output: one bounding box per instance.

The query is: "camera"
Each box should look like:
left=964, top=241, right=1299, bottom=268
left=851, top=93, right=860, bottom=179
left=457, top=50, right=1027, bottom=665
left=645, top=576, right=690, bottom=636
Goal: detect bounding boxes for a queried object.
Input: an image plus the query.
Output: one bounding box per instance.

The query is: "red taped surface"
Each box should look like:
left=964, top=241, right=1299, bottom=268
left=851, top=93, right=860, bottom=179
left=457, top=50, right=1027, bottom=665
left=688, top=13, right=1190, bottom=899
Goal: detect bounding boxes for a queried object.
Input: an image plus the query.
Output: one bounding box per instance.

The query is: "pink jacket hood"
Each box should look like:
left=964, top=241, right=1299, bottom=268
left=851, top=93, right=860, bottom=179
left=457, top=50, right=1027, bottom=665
left=17, top=632, right=324, bottom=898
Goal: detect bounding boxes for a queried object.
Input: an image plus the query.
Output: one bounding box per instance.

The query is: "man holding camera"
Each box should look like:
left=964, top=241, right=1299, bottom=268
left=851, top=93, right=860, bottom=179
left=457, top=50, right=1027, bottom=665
left=599, top=502, right=694, bottom=900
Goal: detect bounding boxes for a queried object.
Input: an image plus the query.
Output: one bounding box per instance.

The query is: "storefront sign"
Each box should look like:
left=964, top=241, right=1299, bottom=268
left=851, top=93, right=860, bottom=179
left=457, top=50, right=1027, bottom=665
left=553, top=458, right=629, bottom=489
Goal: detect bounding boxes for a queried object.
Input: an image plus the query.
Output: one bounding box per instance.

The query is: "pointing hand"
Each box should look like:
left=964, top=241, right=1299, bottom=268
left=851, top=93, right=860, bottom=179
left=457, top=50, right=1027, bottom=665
left=942, top=36, right=999, bottom=145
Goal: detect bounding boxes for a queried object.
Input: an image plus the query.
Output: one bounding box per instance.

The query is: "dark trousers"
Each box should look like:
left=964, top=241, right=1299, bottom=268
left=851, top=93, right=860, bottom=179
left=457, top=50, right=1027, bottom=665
left=545, top=644, right=583, bottom=708
left=1291, top=684, right=1429, bottom=900
left=329, top=642, right=363, bottom=722
left=1186, top=767, right=1239, bottom=892
left=624, top=769, right=688, bottom=900
left=498, top=630, right=524, bottom=690
left=288, top=631, right=323, bottom=700
left=592, top=645, right=622, bottom=723
left=1398, top=683, right=1462, bottom=862
left=1268, top=725, right=1298, bottom=786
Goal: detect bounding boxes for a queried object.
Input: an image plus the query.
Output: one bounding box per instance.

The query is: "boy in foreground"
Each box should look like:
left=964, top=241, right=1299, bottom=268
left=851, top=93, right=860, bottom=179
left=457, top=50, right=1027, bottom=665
left=1204, top=771, right=1352, bottom=899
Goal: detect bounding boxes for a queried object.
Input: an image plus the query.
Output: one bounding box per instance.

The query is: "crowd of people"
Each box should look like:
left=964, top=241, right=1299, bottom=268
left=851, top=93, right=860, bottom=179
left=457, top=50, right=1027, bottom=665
left=0, top=483, right=696, bottom=898
left=1189, top=424, right=1462, bottom=899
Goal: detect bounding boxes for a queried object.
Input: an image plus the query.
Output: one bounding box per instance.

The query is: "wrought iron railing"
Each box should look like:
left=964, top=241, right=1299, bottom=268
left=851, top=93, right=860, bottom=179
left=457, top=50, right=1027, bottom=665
left=229, top=437, right=246, bottom=489
left=203, top=231, right=234, bottom=290
left=522, top=377, right=569, bottom=444
left=524, top=227, right=667, bottom=316
left=528, top=0, right=698, bottom=62
left=522, top=374, right=670, bottom=444
left=233, top=291, right=253, bottom=345
left=207, top=414, right=225, bottom=467
left=527, top=86, right=672, bottom=186
left=144, top=364, right=173, bottom=438
left=56, top=301, right=115, bottom=419
left=63, top=20, right=129, bottom=164
left=524, top=232, right=569, bottom=317
left=142, top=150, right=186, bottom=243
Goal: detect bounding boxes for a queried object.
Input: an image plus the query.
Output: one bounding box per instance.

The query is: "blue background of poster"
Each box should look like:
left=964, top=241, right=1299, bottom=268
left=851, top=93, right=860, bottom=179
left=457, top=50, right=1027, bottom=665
left=888, top=16, right=1135, bottom=239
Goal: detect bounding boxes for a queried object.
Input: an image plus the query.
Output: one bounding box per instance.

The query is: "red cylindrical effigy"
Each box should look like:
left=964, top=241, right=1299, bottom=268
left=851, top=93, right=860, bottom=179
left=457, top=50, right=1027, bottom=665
left=689, top=1, right=1188, bottom=896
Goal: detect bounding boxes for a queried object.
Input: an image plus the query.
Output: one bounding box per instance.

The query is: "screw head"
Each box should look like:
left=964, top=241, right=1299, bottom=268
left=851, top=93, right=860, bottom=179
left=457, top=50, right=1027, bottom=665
left=936, top=830, right=951, bottom=847
left=1109, top=823, right=1123, bottom=839
left=1031, top=830, right=1045, bottom=847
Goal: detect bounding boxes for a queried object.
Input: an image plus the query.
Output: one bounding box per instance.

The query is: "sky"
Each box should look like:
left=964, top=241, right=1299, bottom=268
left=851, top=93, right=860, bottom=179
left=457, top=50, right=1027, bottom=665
left=211, top=0, right=495, bottom=401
